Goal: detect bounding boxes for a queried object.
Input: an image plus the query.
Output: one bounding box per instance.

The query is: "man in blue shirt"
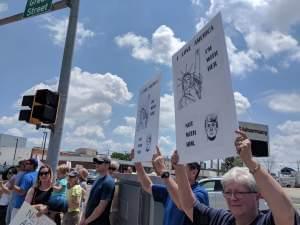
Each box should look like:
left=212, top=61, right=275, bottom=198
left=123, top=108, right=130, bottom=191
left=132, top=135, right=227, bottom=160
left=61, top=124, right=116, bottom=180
left=11, top=158, right=38, bottom=220
left=80, top=155, right=115, bottom=225
left=134, top=148, right=209, bottom=225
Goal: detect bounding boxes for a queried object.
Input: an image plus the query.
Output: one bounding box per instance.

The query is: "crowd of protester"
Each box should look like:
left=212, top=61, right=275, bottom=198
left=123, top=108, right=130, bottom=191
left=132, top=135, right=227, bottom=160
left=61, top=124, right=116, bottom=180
left=0, top=130, right=299, bottom=225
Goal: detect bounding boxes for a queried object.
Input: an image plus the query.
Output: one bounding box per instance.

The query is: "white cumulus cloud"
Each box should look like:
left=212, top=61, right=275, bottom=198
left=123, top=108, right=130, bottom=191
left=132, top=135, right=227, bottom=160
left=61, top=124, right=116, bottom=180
left=234, top=92, right=251, bottom=115
left=115, top=25, right=185, bottom=66
left=267, top=93, right=300, bottom=113
left=43, top=16, right=95, bottom=47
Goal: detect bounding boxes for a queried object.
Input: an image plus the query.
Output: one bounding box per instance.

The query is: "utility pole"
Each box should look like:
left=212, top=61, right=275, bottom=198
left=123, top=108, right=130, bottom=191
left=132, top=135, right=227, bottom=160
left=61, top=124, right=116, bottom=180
left=13, top=138, right=19, bottom=165
left=0, top=0, right=79, bottom=174
left=47, top=0, right=80, bottom=174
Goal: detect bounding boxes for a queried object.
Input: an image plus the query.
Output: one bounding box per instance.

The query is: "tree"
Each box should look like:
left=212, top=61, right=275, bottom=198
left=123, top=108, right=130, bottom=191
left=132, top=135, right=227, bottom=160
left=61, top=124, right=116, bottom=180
left=221, top=156, right=243, bottom=173
left=261, top=155, right=276, bottom=173
left=111, top=152, right=131, bottom=161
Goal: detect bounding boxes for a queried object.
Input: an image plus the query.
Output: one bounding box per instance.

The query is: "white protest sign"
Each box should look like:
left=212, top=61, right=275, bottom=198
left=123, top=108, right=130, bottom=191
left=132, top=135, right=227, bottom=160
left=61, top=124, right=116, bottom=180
left=9, top=202, right=56, bottom=225
left=172, top=12, right=238, bottom=163
left=134, top=75, right=161, bottom=162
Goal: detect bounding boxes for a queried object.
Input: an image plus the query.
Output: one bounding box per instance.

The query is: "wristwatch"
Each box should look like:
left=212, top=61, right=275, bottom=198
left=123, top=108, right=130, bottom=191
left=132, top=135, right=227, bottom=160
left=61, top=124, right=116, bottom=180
left=161, top=171, right=170, bottom=179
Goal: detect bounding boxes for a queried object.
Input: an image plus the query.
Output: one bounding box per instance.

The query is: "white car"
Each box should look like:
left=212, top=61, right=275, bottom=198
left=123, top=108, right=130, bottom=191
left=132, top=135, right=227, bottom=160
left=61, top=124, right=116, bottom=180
left=199, top=177, right=269, bottom=210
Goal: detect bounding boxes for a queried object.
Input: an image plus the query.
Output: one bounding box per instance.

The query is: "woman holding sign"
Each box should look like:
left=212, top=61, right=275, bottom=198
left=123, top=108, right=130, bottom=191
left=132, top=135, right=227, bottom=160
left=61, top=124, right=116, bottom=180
left=173, top=130, right=298, bottom=225
left=25, top=164, right=54, bottom=211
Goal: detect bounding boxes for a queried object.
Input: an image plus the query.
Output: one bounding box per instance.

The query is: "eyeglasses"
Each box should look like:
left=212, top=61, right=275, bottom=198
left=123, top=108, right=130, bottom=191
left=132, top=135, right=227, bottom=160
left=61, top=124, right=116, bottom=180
left=39, top=171, right=50, bottom=176
left=109, top=167, right=117, bottom=171
left=223, top=191, right=257, bottom=199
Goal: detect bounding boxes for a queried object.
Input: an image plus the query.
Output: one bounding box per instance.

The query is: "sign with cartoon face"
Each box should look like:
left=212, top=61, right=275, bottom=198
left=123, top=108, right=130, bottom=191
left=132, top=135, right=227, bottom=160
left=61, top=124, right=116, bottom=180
left=134, top=76, right=161, bottom=162
left=10, top=202, right=56, bottom=225
left=172, top=13, right=238, bottom=162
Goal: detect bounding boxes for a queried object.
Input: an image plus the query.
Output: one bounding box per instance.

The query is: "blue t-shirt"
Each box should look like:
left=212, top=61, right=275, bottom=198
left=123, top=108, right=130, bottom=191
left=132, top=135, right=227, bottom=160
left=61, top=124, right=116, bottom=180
left=52, top=178, right=67, bottom=197
left=152, top=183, right=209, bottom=225
left=85, top=175, right=115, bottom=225
left=14, top=171, right=37, bottom=208
left=193, top=200, right=299, bottom=225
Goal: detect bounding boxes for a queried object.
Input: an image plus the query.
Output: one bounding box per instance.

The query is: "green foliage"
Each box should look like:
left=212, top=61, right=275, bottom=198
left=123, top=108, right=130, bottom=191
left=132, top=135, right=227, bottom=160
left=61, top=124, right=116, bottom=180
left=111, top=152, right=131, bottom=161
left=221, top=156, right=243, bottom=173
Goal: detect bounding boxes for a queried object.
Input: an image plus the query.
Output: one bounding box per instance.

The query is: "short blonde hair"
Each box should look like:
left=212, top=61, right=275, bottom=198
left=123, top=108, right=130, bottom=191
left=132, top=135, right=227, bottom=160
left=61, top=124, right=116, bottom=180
left=57, top=164, right=70, bottom=175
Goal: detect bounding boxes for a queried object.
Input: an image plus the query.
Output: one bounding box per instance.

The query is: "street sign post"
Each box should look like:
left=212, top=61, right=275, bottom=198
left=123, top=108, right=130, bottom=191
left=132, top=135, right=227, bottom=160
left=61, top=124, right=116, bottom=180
left=24, top=0, right=53, bottom=18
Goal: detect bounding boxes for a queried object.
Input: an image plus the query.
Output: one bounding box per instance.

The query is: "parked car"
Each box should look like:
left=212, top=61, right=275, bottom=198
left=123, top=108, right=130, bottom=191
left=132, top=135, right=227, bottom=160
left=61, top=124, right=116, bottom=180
left=199, top=177, right=269, bottom=210
left=278, top=175, right=296, bottom=188
left=87, top=169, right=97, bottom=184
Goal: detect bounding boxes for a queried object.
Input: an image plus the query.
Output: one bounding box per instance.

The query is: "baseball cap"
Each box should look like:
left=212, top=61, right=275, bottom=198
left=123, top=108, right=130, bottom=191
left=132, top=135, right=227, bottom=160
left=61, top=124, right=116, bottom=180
left=93, top=155, right=111, bottom=164
left=187, top=162, right=201, bottom=171
left=27, top=158, right=38, bottom=169
left=68, top=171, right=79, bottom=177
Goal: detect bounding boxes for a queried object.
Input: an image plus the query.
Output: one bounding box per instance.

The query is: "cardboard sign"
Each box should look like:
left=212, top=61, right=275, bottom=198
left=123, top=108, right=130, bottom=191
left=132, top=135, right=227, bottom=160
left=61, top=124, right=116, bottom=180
left=9, top=202, right=56, bottom=225
left=172, top=13, right=238, bottom=163
left=134, top=76, right=161, bottom=162
left=239, top=121, right=269, bottom=157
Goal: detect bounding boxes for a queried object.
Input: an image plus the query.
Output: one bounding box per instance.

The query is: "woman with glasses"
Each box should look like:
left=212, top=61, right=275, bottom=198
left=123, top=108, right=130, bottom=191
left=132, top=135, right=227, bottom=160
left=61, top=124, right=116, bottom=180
left=173, top=130, right=298, bottom=225
left=25, top=164, right=53, bottom=208
left=0, top=166, right=17, bottom=225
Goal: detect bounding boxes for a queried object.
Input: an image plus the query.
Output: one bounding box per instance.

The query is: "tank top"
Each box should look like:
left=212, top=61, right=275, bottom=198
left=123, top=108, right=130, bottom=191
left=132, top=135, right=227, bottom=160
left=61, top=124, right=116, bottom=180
left=31, top=187, right=53, bottom=205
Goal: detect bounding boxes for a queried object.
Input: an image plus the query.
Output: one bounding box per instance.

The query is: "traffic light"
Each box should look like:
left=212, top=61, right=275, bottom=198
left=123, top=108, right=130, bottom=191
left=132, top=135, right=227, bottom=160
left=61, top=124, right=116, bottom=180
left=32, top=89, right=60, bottom=124
left=18, top=89, right=60, bottom=125
left=19, top=95, right=36, bottom=123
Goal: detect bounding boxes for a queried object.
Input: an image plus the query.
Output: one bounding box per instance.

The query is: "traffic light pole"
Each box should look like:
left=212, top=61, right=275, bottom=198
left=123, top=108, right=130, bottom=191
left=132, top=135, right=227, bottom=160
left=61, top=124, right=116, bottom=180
left=46, top=0, right=79, bottom=174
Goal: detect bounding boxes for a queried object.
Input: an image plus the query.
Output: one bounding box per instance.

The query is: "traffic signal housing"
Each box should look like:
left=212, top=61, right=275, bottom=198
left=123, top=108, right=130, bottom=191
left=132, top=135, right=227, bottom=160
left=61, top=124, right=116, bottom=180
left=32, top=89, right=60, bottom=124
left=19, top=95, right=35, bottom=123
left=18, top=89, right=60, bottom=125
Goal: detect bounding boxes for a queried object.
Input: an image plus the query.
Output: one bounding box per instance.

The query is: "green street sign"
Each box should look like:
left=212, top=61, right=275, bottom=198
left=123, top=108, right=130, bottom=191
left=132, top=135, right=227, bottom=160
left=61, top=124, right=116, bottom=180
left=24, top=0, right=53, bottom=18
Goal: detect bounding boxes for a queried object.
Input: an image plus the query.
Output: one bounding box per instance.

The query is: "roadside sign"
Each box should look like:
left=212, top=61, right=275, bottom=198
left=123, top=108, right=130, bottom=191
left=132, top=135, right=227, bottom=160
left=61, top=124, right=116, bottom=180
left=24, top=0, right=52, bottom=18
left=239, top=121, right=269, bottom=157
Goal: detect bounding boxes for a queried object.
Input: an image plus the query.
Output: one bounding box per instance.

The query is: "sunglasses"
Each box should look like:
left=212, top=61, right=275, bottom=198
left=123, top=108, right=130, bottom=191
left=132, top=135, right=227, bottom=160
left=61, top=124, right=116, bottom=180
left=109, top=167, right=117, bottom=171
left=94, top=161, right=104, bottom=165
left=39, top=171, right=50, bottom=176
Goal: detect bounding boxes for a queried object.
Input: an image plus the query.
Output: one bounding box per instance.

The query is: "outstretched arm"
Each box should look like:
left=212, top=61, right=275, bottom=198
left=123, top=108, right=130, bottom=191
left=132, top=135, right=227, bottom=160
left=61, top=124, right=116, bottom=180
left=172, top=150, right=195, bottom=221
left=131, top=149, right=153, bottom=194
left=236, top=130, right=295, bottom=225
left=152, top=148, right=181, bottom=209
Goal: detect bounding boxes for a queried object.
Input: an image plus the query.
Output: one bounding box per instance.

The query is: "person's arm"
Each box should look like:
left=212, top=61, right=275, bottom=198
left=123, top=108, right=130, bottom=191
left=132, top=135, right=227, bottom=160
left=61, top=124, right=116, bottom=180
left=84, top=200, right=109, bottom=224
left=172, top=150, right=196, bottom=221
left=152, top=148, right=181, bottom=209
left=131, top=149, right=153, bottom=194
left=0, top=181, right=12, bottom=194
left=135, top=162, right=152, bottom=194
left=236, top=130, right=295, bottom=225
left=25, top=187, right=34, bottom=203
left=12, top=184, right=27, bottom=195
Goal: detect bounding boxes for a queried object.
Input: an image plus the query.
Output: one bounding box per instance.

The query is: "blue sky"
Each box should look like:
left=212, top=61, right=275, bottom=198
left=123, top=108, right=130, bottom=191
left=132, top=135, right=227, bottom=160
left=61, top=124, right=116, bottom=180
left=0, top=0, right=300, bottom=171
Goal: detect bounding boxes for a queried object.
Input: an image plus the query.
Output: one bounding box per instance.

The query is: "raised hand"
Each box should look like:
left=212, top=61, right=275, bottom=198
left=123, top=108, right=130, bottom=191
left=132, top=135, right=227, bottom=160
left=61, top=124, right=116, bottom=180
left=234, top=130, right=253, bottom=164
left=152, top=146, right=166, bottom=175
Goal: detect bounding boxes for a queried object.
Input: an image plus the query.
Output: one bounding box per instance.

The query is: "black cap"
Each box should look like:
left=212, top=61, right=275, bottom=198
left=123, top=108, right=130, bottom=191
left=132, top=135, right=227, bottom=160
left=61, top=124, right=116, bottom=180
left=27, top=158, right=38, bottom=169
left=187, top=162, right=201, bottom=171
left=68, top=171, right=79, bottom=177
left=93, top=155, right=111, bottom=164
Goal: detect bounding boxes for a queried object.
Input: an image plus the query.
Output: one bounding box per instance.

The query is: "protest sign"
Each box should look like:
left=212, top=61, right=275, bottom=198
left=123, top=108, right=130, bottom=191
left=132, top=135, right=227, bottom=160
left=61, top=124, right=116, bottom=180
left=172, top=12, right=238, bottom=162
left=134, top=75, right=160, bottom=162
left=9, top=202, right=55, bottom=225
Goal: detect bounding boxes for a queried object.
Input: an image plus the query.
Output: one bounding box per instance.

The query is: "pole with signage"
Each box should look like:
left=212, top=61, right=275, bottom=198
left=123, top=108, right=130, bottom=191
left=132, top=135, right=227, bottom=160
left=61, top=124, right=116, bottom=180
left=46, top=0, right=80, bottom=174
left=24, top=0, right=53, bottom=18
